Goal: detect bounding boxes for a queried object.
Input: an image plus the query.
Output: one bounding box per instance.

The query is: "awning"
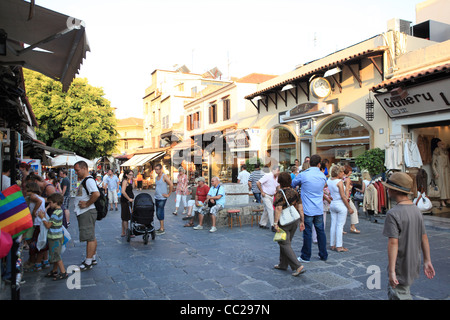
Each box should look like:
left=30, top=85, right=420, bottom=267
left=120, top=152, right=165, bottom=167
left=31, top=140, right=75, bottom=157
left=0, top=0, right=90, bottom=91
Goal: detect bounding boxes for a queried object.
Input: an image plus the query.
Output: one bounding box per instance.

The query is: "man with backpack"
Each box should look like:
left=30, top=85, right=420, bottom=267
left=74, top=161, right=99, bottom=271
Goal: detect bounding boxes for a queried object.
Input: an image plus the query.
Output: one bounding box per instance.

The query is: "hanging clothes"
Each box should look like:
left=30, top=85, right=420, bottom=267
left=404, top=139, right=423, bottom=168
left=385, top=139, right=403, bottom=170
left=363, top=183, right=378, bottom=215
left=417, top=135, right=432, bottom=165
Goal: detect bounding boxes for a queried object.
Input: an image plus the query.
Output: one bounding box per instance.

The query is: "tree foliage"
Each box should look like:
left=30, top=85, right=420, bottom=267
left=24, top=69, right=118, bottom=159
left=355, top=148, right=386, bottom=176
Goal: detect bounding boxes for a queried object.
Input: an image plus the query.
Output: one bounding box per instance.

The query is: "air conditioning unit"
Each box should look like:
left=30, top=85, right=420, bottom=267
left=387, top=18, right=412, bottom=35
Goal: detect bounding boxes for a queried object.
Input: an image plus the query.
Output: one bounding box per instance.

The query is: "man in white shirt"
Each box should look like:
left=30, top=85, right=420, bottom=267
left=256, top=165, right=280, bottom=231
left=237, top=165, right=250, bottom=186
left=103, top=169, right=120, bottom=211
left=74, top=161, right=99, bottom=271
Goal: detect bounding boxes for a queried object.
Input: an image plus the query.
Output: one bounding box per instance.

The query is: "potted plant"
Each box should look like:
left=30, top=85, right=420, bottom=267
left=355, top=148, right=386, bottom=177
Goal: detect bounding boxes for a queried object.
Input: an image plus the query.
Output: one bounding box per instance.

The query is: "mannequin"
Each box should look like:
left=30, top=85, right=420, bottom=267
left=431, top=138, right=450, bottom=207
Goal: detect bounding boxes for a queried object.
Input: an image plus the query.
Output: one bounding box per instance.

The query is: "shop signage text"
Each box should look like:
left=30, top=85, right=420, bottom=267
left=375, top=78, right=450, bottom=118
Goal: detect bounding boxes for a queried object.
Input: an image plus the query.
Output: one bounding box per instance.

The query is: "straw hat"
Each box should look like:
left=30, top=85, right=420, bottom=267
left=382, top=172, right=413, bottom=194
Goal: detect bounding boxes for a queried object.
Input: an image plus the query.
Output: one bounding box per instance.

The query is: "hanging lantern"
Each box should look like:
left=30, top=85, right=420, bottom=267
left=366, top=96, right=374, bottom=121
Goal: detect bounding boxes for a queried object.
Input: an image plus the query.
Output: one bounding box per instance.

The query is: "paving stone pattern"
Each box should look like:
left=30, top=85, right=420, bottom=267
left=2, top=190, right=449, bottom=300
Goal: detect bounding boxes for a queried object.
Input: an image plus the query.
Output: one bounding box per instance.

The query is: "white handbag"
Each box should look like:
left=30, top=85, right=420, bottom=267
left=279, top=189, right=301, bottom=226
left=414, top=191, right=433, bottom=212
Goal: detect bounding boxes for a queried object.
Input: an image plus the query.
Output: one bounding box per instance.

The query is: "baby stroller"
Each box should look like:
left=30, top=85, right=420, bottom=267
left=126, top=193, right=155, bottom=245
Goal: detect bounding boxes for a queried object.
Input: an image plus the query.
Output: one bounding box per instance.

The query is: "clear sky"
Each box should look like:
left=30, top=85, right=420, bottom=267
left=36, top=0, right=425, bottom=119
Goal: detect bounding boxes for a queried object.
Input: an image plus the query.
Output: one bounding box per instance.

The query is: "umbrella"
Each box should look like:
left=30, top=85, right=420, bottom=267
left=51, top=154, right=94, bottom=168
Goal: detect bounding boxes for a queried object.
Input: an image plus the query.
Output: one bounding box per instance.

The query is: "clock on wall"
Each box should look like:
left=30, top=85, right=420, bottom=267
left=310, top=77, right=332, bottom=99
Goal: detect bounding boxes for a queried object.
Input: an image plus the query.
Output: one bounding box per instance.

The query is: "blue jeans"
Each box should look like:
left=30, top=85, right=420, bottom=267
left=253, top=192, right=261, bottom=203
left=155, top=199, right=167, bottom=221
left=301, top=214, right=328, bottom=261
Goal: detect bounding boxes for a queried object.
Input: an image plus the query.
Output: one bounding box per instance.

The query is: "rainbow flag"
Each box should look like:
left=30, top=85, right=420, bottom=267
left=0, top=185, right=33, bottom=239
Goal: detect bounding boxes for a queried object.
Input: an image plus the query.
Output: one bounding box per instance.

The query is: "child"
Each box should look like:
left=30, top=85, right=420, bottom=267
left=38, top=193, right=67, bottom=280
left=25, top=182, right=49, bottom=271
left=382, top=172, right=435, bottom=299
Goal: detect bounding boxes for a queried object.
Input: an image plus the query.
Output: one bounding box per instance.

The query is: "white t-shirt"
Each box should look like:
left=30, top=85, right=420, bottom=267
left=237, top=170, right=250, bottom=185
left=74, top=176, right=98, bottom=216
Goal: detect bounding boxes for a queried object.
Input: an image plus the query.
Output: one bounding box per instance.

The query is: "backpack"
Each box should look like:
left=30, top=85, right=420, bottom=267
left=81, top=176, right=108, bottom=221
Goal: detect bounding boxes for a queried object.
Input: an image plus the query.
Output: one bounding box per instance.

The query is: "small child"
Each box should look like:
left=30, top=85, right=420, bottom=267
left=25, top=182, right=49, bottom=271
left=38, top=193, right=67, bottom=280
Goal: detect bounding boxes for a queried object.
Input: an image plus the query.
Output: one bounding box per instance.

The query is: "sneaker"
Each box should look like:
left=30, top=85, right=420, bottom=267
left=92, top=259, right=98, bottom=265
left=155, top=229, right=165, bottom=235
left=79, top=261, right=93, bottom=271
left=193, top=225, right=203, bottom=230
left=297, top=257, right=310, bottom=263
left=209, top=226, right=217, bottom=233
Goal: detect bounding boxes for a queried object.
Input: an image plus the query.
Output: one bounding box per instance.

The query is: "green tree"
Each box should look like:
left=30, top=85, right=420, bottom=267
left=355, top=148, right=386, bottom=176
left=24, top=69, right=118, bottom=159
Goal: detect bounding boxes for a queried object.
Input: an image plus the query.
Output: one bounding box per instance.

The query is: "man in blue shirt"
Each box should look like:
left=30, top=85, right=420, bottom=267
left=194, top=176, right=225, bottom=233
left=292, top=154, right=328, bottom=262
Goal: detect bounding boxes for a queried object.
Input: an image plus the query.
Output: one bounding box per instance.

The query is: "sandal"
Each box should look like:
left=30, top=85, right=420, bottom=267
left=350, top=228, right=360, bottom=234
left=184, top=222, right=194, bottom=227
left=45, top=270, right=58, bottom=278
left=274, top=265, right=287, bottom=271
left=53, top=272, right=68, bottom=281
left=292, top=265, right=306, bottom=277
left=336, top=247, right=349, bottom=252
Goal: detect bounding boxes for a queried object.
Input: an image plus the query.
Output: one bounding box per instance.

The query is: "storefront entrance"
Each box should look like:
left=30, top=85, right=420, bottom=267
left=266, top=126, right=297, bottom=172
left=314, top=114, right=372, bottom=169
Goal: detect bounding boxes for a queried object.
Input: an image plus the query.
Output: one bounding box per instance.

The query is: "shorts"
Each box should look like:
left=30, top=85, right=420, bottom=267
left=200, top=204, right=223, bottom=216
left=63, top=196, right=70, bottom=210
left=108, top=189, right=118, bottom=204
left=155, top=199, right=167, bottom=221
left=48, top=238, right=63, bottom=263
left=388, top=283, right=412, bottom=300
left=77, top=208, right=97, bottom=242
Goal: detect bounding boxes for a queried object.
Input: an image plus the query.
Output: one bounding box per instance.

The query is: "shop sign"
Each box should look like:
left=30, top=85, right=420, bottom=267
left=375, top=77, right=450, bottom=118
left=279, top=99, right=337, bottom=123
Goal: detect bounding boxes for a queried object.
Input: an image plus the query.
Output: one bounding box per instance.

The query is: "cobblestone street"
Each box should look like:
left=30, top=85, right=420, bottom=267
left=2, top=190, right=450, bottom=302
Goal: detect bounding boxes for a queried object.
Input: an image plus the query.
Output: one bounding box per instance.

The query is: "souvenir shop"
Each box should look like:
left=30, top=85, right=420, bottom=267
left=373, top=65, right=450, bottom=215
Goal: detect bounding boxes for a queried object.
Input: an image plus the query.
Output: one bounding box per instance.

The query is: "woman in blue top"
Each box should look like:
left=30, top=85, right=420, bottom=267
left=154, top=164, right=173, bottom=235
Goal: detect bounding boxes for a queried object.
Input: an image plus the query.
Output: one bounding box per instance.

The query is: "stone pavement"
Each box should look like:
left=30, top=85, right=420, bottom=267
left=1, top=190, right=450, bottom=301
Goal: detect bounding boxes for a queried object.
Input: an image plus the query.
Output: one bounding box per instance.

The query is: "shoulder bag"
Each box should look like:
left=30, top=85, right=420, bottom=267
left=279, top=189, right=301, bottom=226
left=427, top=179, right=440, bottom=198
left=413, top=191, right=433, bottom=212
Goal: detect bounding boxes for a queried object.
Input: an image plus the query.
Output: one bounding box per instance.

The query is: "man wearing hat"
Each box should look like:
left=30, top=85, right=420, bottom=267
left=382, top=172, right=435, bottom=300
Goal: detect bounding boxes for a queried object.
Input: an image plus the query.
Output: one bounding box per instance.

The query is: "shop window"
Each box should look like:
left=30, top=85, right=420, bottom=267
left=266, top=127, right=296, bottom=171
left=316, top=116, right=369, bottom=141
left=316, top=115, right=371, bottom=168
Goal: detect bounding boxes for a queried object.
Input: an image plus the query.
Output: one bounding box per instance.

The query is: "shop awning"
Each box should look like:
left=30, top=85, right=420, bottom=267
left=120, top=152, right=165, bottom=167
left=0, top=0, right=90, bottom=91
left=31, top=140, right=75, bottom=156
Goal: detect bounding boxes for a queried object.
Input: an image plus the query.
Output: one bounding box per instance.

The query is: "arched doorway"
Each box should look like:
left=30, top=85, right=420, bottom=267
left=313, top=113, right=373, bottom=168
left=265, top=126, right=297, bottom=172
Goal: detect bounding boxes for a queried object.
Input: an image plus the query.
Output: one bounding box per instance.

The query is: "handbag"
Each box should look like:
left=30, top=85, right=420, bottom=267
left=279, top=189, right=301, bottom=226
left=207, top=185, right=221, bottom=207
left=427, top=179, right=440, bottom=198
left=273, top=229, right=287, bottom=242
left=414, top=192, right=433, bottom=212
left=353, top=191, right=364, bottom=202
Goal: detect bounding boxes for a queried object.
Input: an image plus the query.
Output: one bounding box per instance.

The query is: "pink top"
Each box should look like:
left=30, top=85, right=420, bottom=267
left=176, top=174, right=189, bottom=195
left=258, top=172, right=279, bottom=196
